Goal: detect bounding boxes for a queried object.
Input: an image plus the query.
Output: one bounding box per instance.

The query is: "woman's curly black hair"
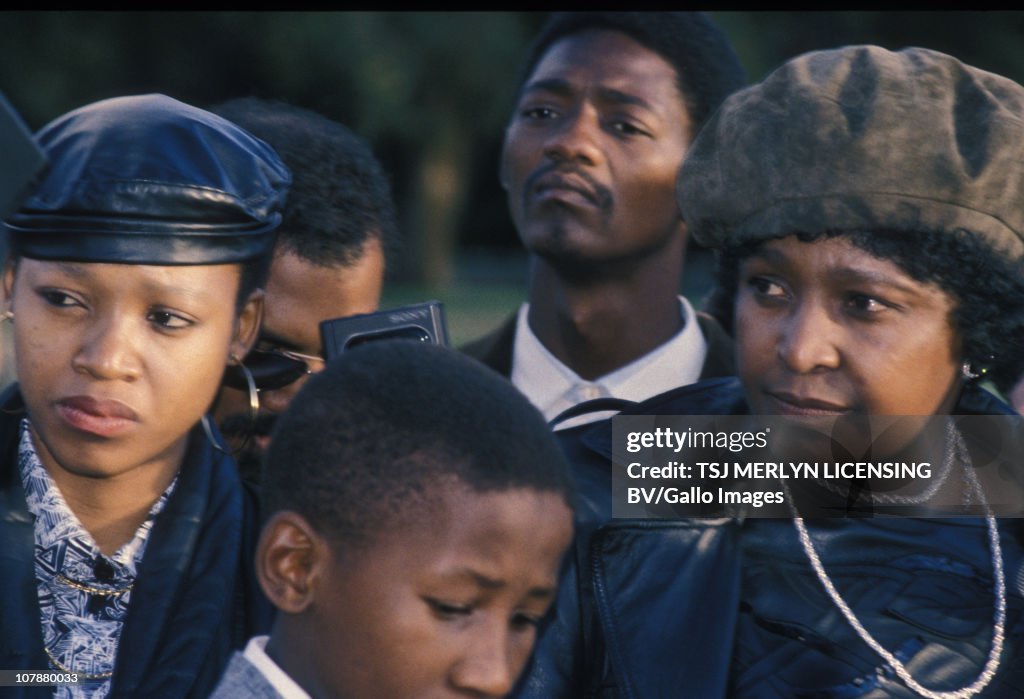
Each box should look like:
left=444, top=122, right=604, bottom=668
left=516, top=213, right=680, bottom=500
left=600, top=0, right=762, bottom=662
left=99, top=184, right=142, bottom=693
left=706, top=228, right=1024, bottom=392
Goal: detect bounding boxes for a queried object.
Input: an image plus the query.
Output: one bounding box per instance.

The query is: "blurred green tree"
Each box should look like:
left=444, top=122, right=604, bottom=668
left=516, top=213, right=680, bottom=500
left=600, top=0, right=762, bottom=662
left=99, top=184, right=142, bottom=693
left=1, top=10, right=539, bottom=288
left=4, top=11, right=1024, bottom=291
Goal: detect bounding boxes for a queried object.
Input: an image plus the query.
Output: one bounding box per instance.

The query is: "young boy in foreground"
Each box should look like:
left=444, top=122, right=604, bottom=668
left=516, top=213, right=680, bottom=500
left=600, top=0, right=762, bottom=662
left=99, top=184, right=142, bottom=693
left=210, top=341, right=575, bottom=699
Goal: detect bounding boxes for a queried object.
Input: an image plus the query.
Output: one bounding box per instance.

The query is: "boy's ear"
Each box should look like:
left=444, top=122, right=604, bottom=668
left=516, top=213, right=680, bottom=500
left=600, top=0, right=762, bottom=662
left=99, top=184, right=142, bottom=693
left=231, top=288, right=264, bottom=361
left=256, top=511, right=328, bottom=615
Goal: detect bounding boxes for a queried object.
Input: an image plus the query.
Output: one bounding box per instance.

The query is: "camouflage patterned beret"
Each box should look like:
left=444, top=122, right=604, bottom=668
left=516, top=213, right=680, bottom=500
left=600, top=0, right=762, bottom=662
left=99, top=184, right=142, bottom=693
left=678, top=45, right=1024, bottom=261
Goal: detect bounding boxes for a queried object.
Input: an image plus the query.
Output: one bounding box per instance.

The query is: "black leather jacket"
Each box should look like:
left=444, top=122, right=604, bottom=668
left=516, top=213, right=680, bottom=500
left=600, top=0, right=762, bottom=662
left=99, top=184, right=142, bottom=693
left=512, top=378, right=748, bottom=699
left=513, top=378, right=1024, bottom=699
left=0, top=386, right=271, bottom=699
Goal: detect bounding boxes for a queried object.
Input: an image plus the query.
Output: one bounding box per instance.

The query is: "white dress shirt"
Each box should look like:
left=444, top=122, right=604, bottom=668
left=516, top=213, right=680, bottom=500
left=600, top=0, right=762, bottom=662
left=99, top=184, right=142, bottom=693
left=243, top=636, right=312, bottom=699
left=510, top=297, right=707, bottom=429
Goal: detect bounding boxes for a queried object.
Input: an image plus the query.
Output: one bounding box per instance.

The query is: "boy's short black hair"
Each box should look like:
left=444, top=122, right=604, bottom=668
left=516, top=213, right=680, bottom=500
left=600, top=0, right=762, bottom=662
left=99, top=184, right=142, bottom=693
left=211, top=97, right=398, bottom=268
left=518, top=11, right=746, bottom=140
left=262, top=341, right=574, bottom=552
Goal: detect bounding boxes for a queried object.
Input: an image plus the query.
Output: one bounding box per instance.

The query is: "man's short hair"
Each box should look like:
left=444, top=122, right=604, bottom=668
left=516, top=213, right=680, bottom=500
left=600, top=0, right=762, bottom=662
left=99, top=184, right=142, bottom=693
left=211, top=97, right=398, bottom=267
left=517, top=11, right=746, bottom=140
left=262, top=341, right=575, bottom=553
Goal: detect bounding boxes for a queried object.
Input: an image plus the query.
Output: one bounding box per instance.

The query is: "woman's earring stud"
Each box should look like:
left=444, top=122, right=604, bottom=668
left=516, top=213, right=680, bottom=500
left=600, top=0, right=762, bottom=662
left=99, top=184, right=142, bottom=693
left=962, top=361, right=984, bottom=381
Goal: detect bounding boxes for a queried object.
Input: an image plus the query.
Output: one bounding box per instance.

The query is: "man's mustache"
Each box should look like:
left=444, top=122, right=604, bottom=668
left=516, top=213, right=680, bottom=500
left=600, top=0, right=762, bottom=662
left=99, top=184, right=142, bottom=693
left=523, top=162, right=613, bottom=211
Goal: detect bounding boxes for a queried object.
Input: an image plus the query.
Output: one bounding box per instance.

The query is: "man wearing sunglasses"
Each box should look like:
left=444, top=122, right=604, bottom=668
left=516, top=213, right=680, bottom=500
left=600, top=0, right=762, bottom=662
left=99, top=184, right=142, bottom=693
left=210, top=98, right=398, bottom=482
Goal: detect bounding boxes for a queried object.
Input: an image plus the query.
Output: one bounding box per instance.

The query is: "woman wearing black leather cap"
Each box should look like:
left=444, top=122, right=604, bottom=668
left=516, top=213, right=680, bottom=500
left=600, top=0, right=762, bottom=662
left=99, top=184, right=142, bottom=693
left=0, top=93, right=290, bottom=698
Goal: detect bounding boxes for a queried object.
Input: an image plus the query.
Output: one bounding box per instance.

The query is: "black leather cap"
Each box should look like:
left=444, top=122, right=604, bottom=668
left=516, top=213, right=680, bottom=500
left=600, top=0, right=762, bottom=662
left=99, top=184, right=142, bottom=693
left=5, top=93, right=290, bottom=264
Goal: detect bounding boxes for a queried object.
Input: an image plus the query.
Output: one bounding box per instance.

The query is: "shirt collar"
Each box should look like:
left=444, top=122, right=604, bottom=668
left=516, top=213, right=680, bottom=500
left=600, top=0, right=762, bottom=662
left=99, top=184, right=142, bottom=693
left=510, top=297, right=708, bottom=427
left=243, top=635, right=313, bottom=699
left=18, top=418, right=177, bottom=576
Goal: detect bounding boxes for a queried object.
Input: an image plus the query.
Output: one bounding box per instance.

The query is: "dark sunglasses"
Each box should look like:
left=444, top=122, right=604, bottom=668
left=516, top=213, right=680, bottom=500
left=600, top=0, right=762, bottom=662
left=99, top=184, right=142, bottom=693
left=222, top=347, right=323, bottom=392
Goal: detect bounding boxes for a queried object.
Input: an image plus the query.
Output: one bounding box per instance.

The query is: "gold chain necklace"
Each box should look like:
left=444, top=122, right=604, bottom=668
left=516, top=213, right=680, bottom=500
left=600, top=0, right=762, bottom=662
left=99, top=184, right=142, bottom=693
left=42, top=570, right=134, bottom=680
left=54, top=572, right=133, bottom=596
left=43, top=645, right=113, bottom=680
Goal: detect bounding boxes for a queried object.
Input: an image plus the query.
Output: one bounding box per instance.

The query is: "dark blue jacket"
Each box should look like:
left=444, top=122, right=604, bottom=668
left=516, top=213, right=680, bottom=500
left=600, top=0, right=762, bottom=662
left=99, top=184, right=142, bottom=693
left=514, top=378, right=1024, bottom=699
left=0, top=386, right=271, bottom=698
left=512, top=377, right=748, bottom=699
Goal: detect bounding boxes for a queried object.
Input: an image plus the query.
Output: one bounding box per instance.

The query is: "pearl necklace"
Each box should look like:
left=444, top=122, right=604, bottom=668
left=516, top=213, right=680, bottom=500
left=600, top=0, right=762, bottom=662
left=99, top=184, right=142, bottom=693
left=785, top=425, right=1005, bottom=699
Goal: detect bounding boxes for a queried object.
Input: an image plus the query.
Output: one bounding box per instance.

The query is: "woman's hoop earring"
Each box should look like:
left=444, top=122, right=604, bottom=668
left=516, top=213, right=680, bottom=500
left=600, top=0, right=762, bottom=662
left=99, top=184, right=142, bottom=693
left=224, top=355, right=260, bottom=456
left=203, top=356, right=261, bottom=456
left=201, top=414, right=226, bottom=454
left=239, top=359, right=260, bottom=425
left=228, top=355, right=260, bottom=423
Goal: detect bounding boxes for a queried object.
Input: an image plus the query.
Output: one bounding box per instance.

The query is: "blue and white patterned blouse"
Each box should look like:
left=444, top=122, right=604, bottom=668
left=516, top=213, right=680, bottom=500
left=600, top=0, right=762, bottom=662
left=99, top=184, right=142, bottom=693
left=17, top=420, right=178, bottom=699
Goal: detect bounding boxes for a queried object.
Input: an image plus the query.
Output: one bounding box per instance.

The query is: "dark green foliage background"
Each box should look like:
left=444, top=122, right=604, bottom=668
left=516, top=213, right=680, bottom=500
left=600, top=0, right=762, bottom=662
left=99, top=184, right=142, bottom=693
left=4, top=11, right=1021, bottom=341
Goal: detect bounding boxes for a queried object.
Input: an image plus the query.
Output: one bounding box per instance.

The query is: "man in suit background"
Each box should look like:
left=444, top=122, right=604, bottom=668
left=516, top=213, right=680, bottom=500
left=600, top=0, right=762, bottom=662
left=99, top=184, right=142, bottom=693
left=463, top=11, right=745, bottom=428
